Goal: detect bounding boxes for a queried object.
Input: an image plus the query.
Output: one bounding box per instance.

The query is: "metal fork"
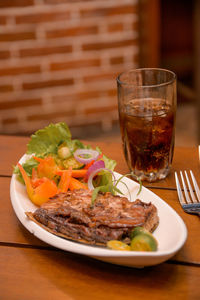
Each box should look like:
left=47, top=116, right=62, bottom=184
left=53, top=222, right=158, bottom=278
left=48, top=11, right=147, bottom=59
left=175, top=170, right=200, bottom=215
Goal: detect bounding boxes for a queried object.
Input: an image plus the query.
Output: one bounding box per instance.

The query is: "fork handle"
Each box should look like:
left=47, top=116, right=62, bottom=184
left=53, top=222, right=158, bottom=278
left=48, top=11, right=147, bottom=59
left=182, top=203, right=200, bottom=214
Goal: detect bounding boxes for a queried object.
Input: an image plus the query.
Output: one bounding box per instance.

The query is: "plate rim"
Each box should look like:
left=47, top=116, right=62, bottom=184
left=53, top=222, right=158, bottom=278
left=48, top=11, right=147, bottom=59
left=10, top=154, right=188, bottom=265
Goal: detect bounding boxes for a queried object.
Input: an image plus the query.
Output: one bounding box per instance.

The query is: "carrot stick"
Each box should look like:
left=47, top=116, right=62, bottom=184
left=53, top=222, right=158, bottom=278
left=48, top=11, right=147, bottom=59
left=33, top=156, right=44, bottom=163
left=58, top=166, right=72, bottom=193
left=33, top=156, right=59, bottom=179
left=69, top=177, right=88, bottom=191
left=31, top=167, right=37, bottom=180
left=17, top=163, right=34, bottom=199
left=56, top=169, right=87, bottom=178
left=83, top=160, right=95, bottom=170
left=71, top=169, right=87, bottom=177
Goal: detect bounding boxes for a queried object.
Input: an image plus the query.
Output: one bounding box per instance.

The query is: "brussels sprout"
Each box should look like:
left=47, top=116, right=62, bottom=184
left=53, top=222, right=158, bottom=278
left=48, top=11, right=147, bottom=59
left=130, top=233, right=158, bottom=251
left=58, top=146, right=71, bottom=159
left=131, top=226, right=153, bottom=240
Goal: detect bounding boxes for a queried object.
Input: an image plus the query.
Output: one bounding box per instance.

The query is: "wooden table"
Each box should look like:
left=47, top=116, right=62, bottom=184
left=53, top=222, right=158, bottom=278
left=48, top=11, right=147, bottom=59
left=0, top=135, right=200, bottom=299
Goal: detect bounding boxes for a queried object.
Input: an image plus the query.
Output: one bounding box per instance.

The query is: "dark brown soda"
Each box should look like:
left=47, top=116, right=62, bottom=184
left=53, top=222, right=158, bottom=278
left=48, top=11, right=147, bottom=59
left=119, top=99, right=175, bottom=180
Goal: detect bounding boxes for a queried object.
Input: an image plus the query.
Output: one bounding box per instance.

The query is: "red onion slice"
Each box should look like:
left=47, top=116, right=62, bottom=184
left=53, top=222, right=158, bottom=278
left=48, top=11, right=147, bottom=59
left=88, top=167, right=116, bottom=190
left=74, top=149, right=99, bottom=164
left=86, top=160, right=105, bottom=180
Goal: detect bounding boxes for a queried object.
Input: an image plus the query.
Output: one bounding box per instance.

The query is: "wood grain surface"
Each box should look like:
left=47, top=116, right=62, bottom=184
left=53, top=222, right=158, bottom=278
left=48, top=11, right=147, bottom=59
left=1, top=135, right=200, bottom=299
left=1, top=135, right=200, bottom=189
left=1, top=176, right=199, bottom=265
left=1, top=246, right=200, bottom=300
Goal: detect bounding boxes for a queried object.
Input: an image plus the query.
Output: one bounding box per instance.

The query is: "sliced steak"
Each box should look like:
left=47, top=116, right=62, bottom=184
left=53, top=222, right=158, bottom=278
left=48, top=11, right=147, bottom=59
left=27, top=189, right=159, bottom=245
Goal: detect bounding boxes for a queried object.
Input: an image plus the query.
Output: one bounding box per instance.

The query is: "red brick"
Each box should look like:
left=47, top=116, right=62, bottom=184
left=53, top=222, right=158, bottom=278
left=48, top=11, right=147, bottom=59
left=82, top=38, right=138, bottom=51
left=20, top=45, right=72, bottom=58
left=0, top=16, right=7, bottom=25
left=0, top=0, right=34, bottom=8
left=80, top=5, right=137, bottom=18
left=46, top=25, right=98, bottom=39
left=23, top=78, right=74, bottom=90
left=132, top=20, right=139, bottom=31
left=27, top=109, right=76, bottom=122
left=0, top=84, right=13, bottom=93
left=0, top=98, right=42, bottom=110
left=50, top=58, right=101, bottom=71
left=44, top=0, right=93, bottom=4
left=83, top=71, right=118, bottom=83
left=0, top=65, right=40, bottom=77
left=2, top=117, right=18, bottom=126
left=52, top=90, right=103, bottom=104
left=0, top=31, right=36, bottom=42
left=107, top=22, right=124, bottom=33
left=16, top=11, right=70, bottom=24
left=0, top=50, right=10, bottom=60
left=110, top=56, right=124, bottom=65
left=85, top=104, right=117, bottom=115
left=133, top=53, right=139, bottom=64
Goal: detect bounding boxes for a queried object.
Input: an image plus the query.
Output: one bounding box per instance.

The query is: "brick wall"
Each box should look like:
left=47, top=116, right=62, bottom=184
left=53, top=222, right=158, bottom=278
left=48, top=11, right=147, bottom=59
left=0, top=0, right=139, bottom=137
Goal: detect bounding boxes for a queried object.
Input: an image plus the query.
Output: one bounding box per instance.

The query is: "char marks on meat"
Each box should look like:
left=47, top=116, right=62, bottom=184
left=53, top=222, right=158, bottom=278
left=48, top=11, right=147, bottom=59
left=27, top=189, right=159, bottom=245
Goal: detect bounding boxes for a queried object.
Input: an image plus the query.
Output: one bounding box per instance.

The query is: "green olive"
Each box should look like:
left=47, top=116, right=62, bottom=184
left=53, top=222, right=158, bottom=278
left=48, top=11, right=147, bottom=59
left=107, top=240, right=131, bottom=251
left=130, top=233, right=158, bottom=252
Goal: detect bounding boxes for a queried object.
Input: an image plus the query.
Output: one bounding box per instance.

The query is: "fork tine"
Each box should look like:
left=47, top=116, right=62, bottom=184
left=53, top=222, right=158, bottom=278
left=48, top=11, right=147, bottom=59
left=184, top=171, right=197, bottom=203
left=175, top=172, right=186, bottom=205
left=190, top=170, right=200, bottom=203
left=180, top=171, right=192, bottom=204
left=175, top=170, right=200, bottom=215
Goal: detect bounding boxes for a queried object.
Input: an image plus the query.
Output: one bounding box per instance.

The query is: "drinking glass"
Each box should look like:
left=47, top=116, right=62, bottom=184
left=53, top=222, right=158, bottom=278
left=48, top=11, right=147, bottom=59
left=117, top=68, right=177, bottom=182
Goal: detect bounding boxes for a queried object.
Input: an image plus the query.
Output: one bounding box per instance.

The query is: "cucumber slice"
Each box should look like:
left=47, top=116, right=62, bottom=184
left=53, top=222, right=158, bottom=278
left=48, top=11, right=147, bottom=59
left=62, top=157, right=84, bottom=169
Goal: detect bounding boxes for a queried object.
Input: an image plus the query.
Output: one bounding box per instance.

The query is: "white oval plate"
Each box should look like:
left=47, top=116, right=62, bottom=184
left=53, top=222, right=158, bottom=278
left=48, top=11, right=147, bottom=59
left=10, top=155, right=187, bottom=268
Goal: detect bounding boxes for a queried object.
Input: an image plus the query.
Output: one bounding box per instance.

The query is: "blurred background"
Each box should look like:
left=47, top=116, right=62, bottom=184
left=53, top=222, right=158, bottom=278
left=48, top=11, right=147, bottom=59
left=0, top=0, right=199, bottom=146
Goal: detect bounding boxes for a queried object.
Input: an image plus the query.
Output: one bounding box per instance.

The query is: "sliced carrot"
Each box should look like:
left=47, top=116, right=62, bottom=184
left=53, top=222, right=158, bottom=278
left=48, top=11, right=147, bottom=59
left=33, top=179, right=58, bottom=206
left=31, top=178, right=47, bottom=188
left=18, top=163, right=34, bottom=199
left=57, top=169, right=87, bottom=178
left=58, top=166, right=72, bottom=193
left=83, top=160, right=95, bottom=170
left=33, top=156, right=44, bottom=163
left=69, top=177, right=88, bottom=191
left=83, top=153, right=103, bottom=170
left=71, top=169, right=87, bottom=178
left=31, top=167, right=37, bottom=180
left=33, top=156, right=59, bottom=180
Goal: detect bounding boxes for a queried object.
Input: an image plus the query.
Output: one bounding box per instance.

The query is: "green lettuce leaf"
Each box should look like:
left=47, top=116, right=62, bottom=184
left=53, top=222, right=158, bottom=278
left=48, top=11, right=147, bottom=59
left=27, top=122, right=72, bottom=156
left=13, top=156, right=39, bottom=183
left=95, top=146, right=116, bottom=171
left=102, top=154, right=116, bottom=171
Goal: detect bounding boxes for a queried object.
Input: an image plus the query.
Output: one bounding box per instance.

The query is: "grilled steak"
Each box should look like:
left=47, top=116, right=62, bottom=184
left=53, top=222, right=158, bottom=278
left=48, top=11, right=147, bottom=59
left=27, top=189, right=159, bottom=245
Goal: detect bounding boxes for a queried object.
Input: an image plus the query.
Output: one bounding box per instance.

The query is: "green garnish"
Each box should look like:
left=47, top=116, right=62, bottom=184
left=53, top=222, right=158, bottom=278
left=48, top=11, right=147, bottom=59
left=91, top=173, right=143, bottom=206
left=91, top=182, right=123, bottom=206
left=133, top=174, right=143, bottom=196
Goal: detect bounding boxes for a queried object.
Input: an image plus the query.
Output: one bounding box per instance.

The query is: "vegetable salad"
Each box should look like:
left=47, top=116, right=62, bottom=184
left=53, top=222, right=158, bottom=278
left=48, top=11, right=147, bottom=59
left=14, top=122, right=117, bottom=206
